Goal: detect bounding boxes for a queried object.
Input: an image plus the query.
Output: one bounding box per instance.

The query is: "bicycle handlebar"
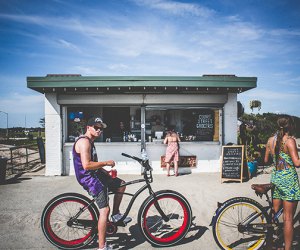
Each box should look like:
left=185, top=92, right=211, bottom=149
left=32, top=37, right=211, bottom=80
left=121, top=153, right=152, bottom=171
left=121, top=153, right=141, bottom=162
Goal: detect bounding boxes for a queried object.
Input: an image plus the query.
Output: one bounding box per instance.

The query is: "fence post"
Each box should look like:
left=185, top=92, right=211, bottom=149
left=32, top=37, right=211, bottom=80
left=37, top=137, right=45, bottom=164
left=26, top=147, right=28, bottom=168
left=10, top=149, right=13, bottom=174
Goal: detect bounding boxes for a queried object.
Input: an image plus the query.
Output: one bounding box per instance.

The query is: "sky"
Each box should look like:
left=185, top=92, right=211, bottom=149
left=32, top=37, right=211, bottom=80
left=0, top=0, right=300, bottom=128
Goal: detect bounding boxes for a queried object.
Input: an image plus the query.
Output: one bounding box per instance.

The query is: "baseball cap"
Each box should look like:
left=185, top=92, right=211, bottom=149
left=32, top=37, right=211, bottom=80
left=87, top=117, right=107, bottom=128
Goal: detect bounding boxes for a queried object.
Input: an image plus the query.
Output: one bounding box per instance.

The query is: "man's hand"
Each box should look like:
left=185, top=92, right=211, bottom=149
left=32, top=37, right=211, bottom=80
left=105, top=160, right=115, bottom=167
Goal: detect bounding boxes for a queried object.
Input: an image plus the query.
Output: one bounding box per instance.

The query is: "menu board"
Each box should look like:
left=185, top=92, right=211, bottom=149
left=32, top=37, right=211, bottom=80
left=195, top=110, right=214, bottom=141
left=221, top=145, right=244, bottom=183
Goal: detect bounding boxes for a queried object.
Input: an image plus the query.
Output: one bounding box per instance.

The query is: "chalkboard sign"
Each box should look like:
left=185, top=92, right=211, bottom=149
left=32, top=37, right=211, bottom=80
left=195, top=110, right=214, bottom=141
left=221, top=145, right=244, bottom=183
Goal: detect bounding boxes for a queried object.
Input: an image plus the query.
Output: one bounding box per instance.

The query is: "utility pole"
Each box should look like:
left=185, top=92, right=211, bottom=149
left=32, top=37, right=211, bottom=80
left=0, top=111, right=8, bottom=139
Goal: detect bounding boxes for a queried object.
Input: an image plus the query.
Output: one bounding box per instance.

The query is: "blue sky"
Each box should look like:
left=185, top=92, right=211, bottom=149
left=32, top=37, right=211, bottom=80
left=0, top=0, right=299, bottom=128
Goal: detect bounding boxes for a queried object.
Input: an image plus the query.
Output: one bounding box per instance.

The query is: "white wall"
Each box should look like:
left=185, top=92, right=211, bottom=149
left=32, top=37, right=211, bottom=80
left=45, top=93, right=62, bottom=176
left=64, top=141, right=221, bottom=176
left=223, top=93, right=238, bottom=145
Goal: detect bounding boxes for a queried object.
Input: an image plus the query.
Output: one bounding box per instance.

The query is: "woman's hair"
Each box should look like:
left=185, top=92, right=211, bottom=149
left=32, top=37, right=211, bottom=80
left=274, top=115, right=295, bottom=164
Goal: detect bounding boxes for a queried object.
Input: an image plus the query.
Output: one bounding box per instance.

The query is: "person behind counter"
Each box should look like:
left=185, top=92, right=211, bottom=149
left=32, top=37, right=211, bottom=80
left=110, top=121, right=130, bottom=142
left=151, top=119, right=165, bottom=136
left=119, top=121, right=127, bottom=135
left=164, top=125, right=181, bottom=177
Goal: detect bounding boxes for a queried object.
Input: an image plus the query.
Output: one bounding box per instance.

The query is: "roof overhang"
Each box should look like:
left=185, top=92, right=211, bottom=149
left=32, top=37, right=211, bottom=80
left=27, top=74, right=257, bottom=94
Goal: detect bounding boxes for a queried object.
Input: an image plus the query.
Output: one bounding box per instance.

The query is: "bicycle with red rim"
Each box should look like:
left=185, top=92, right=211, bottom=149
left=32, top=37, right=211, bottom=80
left=41, top=153, right=192, bottom=249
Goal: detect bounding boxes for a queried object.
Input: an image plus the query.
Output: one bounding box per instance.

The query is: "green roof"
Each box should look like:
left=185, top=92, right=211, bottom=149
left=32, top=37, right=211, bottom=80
left=27, top=74, right=257, bottom=94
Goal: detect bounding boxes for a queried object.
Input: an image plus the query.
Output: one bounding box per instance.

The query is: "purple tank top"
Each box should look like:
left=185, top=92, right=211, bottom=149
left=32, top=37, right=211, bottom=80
left=72, top=136, right=104, bottom=196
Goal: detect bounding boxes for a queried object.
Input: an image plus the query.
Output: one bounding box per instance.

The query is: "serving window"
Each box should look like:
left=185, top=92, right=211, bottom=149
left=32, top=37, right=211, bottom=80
left=66, top=106, right=141, bottom=142
left=66, top=105, right=220, bottom=143
left=145, top=107, right=220, bottom=142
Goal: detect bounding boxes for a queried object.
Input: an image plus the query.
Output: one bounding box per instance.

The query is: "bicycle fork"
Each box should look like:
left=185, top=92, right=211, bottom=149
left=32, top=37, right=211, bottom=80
left=148, top=187, right=169, bottom=222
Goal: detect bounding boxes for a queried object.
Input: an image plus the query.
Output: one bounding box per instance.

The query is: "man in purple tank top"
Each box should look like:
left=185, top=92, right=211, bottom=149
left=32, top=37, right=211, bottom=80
left=73, top=117, right=130, bottom=250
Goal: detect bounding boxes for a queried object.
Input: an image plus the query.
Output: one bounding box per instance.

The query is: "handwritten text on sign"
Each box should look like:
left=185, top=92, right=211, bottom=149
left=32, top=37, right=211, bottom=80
left=222, top=146, right=243, bottom=180
left=196, top=114, right=213, bottom=129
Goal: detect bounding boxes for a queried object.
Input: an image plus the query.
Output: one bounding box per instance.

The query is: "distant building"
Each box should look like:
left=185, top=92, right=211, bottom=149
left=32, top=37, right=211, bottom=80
left=27, top=75, right=257, bottom=175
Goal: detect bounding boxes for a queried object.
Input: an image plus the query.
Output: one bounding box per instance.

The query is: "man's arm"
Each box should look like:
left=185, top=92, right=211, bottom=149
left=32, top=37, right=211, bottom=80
left=77, top=138, right=115, bottom=170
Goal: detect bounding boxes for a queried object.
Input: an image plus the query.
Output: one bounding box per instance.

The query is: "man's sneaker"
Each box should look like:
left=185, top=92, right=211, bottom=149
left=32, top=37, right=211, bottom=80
left=111, top=213, right=132, bottom=224
left=98, top=242, right=112, bottom=250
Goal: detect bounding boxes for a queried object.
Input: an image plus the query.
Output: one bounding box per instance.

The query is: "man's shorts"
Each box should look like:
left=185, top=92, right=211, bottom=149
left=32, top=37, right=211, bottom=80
left=92, top=173, right=123, bottom=209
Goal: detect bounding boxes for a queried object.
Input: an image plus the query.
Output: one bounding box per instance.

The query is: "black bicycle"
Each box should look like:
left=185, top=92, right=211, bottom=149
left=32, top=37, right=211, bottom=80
left=211, top=183, right=300, bottom=250
left=41, top=153, right=192, bottom=249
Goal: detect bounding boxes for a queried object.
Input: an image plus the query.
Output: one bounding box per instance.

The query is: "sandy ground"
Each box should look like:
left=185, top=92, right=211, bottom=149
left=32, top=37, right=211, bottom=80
left=0, top=169, right=299, bottom=250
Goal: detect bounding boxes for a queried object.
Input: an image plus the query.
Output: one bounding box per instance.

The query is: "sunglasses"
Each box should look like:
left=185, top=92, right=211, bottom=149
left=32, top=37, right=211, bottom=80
left=93, top=125, right=103, bottom=132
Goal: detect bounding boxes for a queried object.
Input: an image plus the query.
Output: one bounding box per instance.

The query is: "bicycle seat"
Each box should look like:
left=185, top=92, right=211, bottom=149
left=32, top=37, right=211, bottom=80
left=251, top=183, right=274, bottom=194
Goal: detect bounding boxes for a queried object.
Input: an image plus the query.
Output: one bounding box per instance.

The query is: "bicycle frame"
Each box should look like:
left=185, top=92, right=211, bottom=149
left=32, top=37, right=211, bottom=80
left=221, top=188, right=298, bottom=240
left=236, top=191, right=280, bottom=235
left=69, top=156, right=169, bottom=228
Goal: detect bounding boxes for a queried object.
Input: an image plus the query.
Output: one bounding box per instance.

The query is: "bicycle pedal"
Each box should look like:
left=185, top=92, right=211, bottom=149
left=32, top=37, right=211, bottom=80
left=124, top=217, right=132, bottom=225
left=116, top=217, right=132, bottom=227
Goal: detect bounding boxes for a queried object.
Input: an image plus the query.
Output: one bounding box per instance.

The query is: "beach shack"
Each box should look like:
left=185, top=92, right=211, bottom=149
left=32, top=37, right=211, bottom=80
left=27, top=75, right=257, bottom=176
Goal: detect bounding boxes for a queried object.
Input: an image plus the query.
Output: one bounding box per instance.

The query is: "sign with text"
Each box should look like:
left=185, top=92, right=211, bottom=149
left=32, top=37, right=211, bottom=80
left=221, top=145, right=244, bottom=183
left=195, top=110, right=214, bottom=141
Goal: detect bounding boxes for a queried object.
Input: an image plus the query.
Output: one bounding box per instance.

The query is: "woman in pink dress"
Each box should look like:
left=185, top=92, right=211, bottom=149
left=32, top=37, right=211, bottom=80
left=164, top=126, right=181, bottom=176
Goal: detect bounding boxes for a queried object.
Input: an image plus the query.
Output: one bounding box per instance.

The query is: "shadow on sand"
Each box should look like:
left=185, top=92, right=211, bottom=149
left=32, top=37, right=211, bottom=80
left=0, top=173, right=32, bottom=185
left=87, top=216, right=208, bottom=249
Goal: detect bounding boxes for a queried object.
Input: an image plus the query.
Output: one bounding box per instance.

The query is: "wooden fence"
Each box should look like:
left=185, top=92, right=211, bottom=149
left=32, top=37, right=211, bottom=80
left=0, top=144, right=42, bottom=176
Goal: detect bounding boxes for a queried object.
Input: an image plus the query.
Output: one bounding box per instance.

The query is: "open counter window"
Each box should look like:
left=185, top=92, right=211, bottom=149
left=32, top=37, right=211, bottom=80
left=66, top=106, right=141, bottom=143
left=66, top=107, right=104, bottom=142
left=146, top=107, right=220, bottom=142
left=66, top=106, right=220, bottom=143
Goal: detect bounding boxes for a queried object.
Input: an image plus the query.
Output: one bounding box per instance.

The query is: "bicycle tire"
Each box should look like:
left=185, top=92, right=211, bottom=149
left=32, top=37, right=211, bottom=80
left=138, top=190, right=192, bottom=247
left=212, top=197, right=271, bottom=250
left=41, top=193, right=99, bottom=249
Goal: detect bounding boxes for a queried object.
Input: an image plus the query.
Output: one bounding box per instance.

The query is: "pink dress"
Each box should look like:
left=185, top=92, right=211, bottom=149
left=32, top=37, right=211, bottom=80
left=165, top=141, right=179, bottom=162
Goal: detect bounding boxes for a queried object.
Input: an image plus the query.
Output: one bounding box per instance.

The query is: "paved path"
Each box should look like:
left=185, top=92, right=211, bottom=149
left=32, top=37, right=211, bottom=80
left=0, top=170, right=299, bottom=250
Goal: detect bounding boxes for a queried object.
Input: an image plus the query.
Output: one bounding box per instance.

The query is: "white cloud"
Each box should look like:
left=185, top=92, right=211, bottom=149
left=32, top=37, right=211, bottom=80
left=1, top=6, right=295, bottom=71
left=56, top=39, right=81, bottom=52
left=246, top=88, right=300, bottom=100
left=72, top=66, right=101, bottom=75
left=131, top=0, right=215, bottom=17
left=0, top=92, right=44, bottom=115
left=269, top=28, right=300, bottom=37
left=0, top=13, right=54, bottom=26
left=107, top=64, right=129, bottom=71
left=239, top=87, right=300, bottom=117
